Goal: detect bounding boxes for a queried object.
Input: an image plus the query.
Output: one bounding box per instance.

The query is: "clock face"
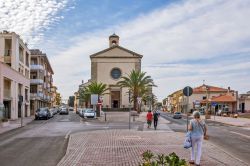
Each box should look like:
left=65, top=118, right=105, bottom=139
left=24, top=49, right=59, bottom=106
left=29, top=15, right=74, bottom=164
left=111, top=68, right=121, bottom=79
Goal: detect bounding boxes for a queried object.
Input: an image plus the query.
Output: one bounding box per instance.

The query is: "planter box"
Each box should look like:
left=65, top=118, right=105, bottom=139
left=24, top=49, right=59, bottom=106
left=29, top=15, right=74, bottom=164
left=0, top=120, right=9, bottom=127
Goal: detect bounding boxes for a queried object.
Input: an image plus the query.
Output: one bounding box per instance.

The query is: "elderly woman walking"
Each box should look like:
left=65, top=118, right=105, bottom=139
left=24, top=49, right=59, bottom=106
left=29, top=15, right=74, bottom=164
left=188, top=111, right=207, bottom=166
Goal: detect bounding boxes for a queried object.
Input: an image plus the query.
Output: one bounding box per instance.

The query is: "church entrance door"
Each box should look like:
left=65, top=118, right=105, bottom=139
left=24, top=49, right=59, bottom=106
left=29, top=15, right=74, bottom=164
left=111, top=91, right=120, bottom=108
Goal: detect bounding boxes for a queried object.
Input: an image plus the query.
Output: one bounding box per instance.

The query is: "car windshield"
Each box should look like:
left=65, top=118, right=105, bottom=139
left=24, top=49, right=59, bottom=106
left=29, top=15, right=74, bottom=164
left=85, top=109, right=93, bottom=113
left=175, top=112, right=181, bottom=114
left=39, top=108, right=47, bottom=113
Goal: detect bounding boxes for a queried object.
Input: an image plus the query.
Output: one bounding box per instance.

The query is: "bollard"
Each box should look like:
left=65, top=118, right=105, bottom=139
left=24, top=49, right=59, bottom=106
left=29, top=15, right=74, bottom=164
left=105, top=112, right=107, bottom=122
left=133, top=115, right=135, bottom=122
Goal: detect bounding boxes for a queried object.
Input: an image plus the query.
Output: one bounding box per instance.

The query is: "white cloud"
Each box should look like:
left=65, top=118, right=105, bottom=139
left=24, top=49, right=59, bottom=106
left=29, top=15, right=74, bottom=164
left=50, top=0, right=250, bottom=100
left=0, top=0, right=69, bottom=45
left=2, top=0, right=250, bottom=101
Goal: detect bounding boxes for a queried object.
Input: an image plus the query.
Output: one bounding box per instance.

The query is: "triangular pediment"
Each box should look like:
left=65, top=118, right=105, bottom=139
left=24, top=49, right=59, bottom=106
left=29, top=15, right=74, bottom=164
left=90, top=45, right=143, bottom=58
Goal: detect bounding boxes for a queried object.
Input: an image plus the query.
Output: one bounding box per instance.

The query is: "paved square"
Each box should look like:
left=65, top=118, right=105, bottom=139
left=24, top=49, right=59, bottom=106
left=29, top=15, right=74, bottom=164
left=57, top=130, right=248, bottom=166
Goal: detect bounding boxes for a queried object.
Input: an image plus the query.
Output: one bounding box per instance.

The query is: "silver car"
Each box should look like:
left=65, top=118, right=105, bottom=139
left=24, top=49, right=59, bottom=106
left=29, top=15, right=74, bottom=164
left=173, top=112, right=182, bottom=119
left=83, top=109, right=96, bottom=118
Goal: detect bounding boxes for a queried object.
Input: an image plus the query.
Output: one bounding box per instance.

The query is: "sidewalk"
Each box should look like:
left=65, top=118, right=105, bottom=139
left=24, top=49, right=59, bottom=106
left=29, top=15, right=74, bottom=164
left=0, top=116, right=34, bottom=134
left=57, top=130, right=248, bottom=166
left=201, top=115, right=250, bottom=127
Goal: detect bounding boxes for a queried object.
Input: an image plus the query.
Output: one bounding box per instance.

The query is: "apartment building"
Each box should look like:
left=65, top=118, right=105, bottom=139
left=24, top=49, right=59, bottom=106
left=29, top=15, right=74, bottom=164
left=0, top=31, right=30, bottom=120
left=51, top=85, right=58, bottom=106
left=29, top=49, right=54, bottom=115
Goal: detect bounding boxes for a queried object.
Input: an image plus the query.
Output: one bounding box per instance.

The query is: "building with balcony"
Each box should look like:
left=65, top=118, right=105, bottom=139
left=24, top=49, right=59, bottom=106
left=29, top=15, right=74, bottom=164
left=51, top=86, right=58, bottom=107
left=29, top=49, right=54, bottom=114
left=0, top=31, right=30, bottom=120
left=167, top=84, right=237, bottom=113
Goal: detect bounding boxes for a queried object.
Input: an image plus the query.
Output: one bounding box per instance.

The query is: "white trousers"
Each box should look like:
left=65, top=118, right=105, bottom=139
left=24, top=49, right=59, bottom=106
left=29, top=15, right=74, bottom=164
left=190, top=136, right=203, bottom=164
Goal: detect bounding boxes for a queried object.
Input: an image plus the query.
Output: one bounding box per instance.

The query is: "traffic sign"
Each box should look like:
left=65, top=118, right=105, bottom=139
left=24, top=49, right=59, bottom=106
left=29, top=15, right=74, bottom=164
left=211, top=102, right=217, bottom=107
left=91, top=94, right=98, bottom=105
left=183, top=86, right=193, bottom=96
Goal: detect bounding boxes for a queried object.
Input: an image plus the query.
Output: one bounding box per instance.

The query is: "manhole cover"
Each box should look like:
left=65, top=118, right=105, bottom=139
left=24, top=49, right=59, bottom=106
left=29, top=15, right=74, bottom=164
left=123, top=136, right=141, bottom=139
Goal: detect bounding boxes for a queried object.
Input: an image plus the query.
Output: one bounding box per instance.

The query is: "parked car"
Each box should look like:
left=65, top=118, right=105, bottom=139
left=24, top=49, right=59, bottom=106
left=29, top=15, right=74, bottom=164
left=199, top=107, right=206, bottom=115
left=48, top=109, right=54, bottom=118
left=79, top=109, right=86, bottom=117
left=35, top=107, right=50, bottom=120
left=173, top=112, right=182, bottom=119
left=217, top=108, right=229, bottom=116
left=69, top=107, right=74, bottom=111
left=50, top=108, right=57, bottom=115
left=60, top=107, right=69, bottom=115
left=83, top=109, right=96, bottom=118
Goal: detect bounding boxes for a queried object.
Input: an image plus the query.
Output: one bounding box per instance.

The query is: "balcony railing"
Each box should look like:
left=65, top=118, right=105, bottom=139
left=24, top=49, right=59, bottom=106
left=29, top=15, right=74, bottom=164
left=30, top=64, right=44, bottom=70
left=30, top=93, right=44, bottom=99
left=30, top=79, right=44, bottom=84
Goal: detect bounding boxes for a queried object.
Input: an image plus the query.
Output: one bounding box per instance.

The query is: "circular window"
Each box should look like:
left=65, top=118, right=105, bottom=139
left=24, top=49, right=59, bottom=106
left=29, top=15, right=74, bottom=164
left=111, top=68, right=121, bottom=79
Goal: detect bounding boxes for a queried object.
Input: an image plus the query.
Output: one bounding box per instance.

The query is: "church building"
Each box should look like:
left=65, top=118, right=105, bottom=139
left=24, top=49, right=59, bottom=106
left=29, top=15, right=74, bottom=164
left=89, top=34, right=143, bottom=109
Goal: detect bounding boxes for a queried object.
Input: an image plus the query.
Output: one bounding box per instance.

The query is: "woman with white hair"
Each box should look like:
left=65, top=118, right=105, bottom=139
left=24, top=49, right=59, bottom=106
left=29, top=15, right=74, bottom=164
left=188, top=111, right=207, bottom=166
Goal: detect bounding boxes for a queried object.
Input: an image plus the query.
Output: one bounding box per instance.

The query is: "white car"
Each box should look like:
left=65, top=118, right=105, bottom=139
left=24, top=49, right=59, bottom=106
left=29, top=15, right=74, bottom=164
left=84, top=109, right=96, bottom=118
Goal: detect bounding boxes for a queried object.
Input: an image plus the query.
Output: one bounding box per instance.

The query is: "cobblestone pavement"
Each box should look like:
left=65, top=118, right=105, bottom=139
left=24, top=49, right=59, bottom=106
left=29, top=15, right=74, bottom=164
left=57, top=130, right=249, bottom=166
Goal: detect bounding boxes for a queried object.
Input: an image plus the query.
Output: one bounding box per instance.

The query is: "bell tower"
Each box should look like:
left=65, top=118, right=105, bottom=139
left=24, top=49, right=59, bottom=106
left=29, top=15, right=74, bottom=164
left=109, top=33, right=119, bottom=47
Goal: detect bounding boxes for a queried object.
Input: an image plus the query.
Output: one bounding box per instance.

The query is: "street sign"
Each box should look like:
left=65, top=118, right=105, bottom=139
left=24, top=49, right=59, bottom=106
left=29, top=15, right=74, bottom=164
left=91, top=94, right=98, bottom=105
left=211, top=102, right=217, bottom=107
left=137, top=97, right=142, bottom=104
left=183, top=86, right=193, bottom=97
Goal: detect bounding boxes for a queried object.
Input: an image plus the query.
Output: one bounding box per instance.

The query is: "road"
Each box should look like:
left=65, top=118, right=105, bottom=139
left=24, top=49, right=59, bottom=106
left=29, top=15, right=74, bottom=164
left=0, top=112, right=142, bottom=166
left=160, top=111, right=250, bottom=164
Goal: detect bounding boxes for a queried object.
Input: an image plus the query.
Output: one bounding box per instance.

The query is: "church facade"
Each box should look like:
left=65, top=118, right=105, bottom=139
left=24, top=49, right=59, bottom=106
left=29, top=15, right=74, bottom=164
left=89, top=34, right=143, bottom=109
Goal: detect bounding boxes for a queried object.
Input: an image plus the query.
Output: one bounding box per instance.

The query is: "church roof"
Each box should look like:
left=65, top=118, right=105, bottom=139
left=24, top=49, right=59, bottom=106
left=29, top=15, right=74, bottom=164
left=89, top=45, right=143, bottom=58
left=109, top=33, right=119, bottom=38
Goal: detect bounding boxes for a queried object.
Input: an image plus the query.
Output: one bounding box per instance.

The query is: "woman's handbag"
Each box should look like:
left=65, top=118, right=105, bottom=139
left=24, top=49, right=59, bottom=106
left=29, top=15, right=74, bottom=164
left=184, top=131, right=192, bottom=149
left=198, top=121, right=209, bottom=140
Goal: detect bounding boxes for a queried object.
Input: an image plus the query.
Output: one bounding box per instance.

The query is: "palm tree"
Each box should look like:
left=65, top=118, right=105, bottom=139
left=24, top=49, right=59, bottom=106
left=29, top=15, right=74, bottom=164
left=117, top=70, right=156, bottom=112
left=84, top=82, right=109, bottom=117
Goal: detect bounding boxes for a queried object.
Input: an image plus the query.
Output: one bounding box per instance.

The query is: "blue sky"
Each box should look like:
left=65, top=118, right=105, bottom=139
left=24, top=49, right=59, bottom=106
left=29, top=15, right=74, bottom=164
left=1, top=0, right=250, bottom=100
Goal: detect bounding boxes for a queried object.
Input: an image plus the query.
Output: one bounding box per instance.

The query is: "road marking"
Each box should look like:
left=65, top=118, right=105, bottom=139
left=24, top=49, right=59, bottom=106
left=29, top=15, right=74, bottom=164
left=230, top=131, right=250, bottom=139
left=65, top=130, right=71, bottom=139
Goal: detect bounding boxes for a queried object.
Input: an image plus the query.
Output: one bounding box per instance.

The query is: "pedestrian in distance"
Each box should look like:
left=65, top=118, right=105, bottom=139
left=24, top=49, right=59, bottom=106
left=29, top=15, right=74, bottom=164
left=188, top=111, right=207, bottom=166
left=146, top=110, right=153, bottom=128
left=153, top=110, right=159, bottom=130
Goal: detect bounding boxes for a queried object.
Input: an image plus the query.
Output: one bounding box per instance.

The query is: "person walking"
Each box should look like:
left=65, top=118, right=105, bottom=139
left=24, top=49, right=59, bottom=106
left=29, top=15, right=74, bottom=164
left=146, top=110, right=153, bottom=128
left=188, top=111, right=207, bottom=166
left=153, top=110, right=159, bottom=130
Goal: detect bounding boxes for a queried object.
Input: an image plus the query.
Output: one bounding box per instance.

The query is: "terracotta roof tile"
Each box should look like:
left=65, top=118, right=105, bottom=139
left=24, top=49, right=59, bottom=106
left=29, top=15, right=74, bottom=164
left=200, top=94, right=236, bottom=103
left=193, top=84, right=228, bottom=93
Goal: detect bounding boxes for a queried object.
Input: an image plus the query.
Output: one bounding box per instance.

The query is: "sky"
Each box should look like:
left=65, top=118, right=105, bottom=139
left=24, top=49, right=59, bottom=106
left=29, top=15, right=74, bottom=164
left=1, top=0, right=250, bottom=101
